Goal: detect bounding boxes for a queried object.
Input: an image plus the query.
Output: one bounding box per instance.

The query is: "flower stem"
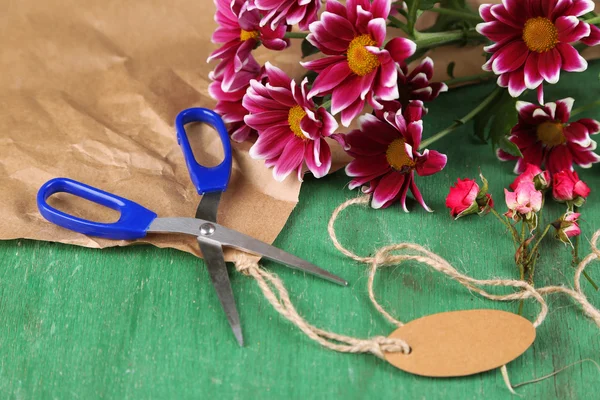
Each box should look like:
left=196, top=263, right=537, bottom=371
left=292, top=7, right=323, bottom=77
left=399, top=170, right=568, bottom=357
left=572, top=206, right=599, bottom=290
left=413, top=29, right=483, bottom=49
left=525, top=224, right=552, bottom=266
left=388, top=15, right=410, bottom=34
left=284, top=32, right=309, bottom=39
left=444, top=72, right=495, bottom=87
left=419, top=87, right=502, bottom=149
left=571, top=99, right=600, bottom=117
left=406, top=0, right=421, bottom=36
left=425, top=7, right=483, bottom=22
left=489, top=207, right=520, bottom=245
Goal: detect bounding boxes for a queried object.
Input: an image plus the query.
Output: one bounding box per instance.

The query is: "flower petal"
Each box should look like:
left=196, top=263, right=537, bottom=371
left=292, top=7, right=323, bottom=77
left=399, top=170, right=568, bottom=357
left=371, top=172, right=406, bottom=209
left=272, top=138, right=307, bottom=181
left=416, top=149, right=447, bottom=176
left=384, top=37, right=416, bottom=63
left=538, top=49, right=562, bottom=84
left=556, top=43, right=587, bottom=72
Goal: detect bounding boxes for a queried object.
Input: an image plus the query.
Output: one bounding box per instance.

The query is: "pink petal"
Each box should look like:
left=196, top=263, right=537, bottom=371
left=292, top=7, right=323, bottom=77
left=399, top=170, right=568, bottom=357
left=244, top=110, right=288, bottom=130
left=340, top=98, right=366, bottom=127
left=371, top=172, right=406, bottom=209
left=565, top=0, right=595, bottom=17
left=538, top=49, right=562, bottom=84
left=320, top=11, right=356, bottom=41
left=307, top=61, right=352, bottom=98
left=331, top=75, right=367, bottom=115
left=409, top=178, right=432, bottom=212
left=524, top=52, right=543, bottom=90
left=416, top=149, right=447, bottom=176
left=476, top=21, right=521, bottom=42
left=410, top=57, right=434, bottom=80
left=554, top=97, right=574, bottom=122
left=384, top=37, right=416, bottom=63
left=273, top=138, right=307, bottom=181
left=346, top=154, right=390, bottom=177
left=492, top=41, right=529, bottom=74
left=569, top=142, right=600, bottom=167
left=308, top=22, right=350, bottom=54
left=265, top=62, right=292, bottom=88
left=479, top=4, right=494, bottom=22
left=405, top=121, right=423, bottom=149
left=490, top=4, right=523, bottom=29
left=344, top=130, right=388, bottom=156
left=556, top=16, right=591, bottom=43
left=556, top=43, right=587, bottom=72
left=358, top=113, right=399, bottom=144
left=370, top=0, right=391, bottom=19
left=508, top=69, right=527, bottom=97
left=317, top=107, right=339, bottom=137
left=249, top=125, right=293, bottom=159
left=577, top=118, right=600, bottom=134
left=582, top=24, right=600, bottom=46
left=301, top=55, right=346, bottom=73
left=305, top=138, right=332, bottom=178
left=546, top=145, right=574, bottom=173
left=367, top=18, right=387, bottom=46
left=564, top=122, right=592, bottom=147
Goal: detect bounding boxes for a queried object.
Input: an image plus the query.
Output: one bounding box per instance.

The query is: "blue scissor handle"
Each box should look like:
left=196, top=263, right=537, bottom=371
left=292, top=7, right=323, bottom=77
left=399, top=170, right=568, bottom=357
left=37, top=178, right=157, bottom=240
left=175, top=107, right=232, bottom=195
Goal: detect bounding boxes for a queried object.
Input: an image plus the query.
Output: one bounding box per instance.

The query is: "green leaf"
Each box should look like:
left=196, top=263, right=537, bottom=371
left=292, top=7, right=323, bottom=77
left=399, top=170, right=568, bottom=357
left=424, top=0, right=476, bottom=32
left=446, top=61, right=456, bottom=79
left=499, top=137, right=523, bottom=158
left=419, top=0, right=438, bottom=10
left=488, top=92, right=519, bottom=154
left=301, top=39, right=319, bottom=58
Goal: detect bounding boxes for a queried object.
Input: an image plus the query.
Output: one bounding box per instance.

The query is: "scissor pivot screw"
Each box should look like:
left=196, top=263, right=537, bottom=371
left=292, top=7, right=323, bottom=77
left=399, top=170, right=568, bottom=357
left=199, top=223, right=216, bottom=236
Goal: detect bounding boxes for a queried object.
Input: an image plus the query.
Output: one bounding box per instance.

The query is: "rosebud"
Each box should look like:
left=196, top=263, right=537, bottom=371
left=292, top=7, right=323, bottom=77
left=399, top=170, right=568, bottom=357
left=552, top=170, right=590, bottom=207
left=509, top=164, right=550, bottom=191
left=552, top=212, right=581, bottom=247
left=446, top=174, right=493, bottom=219
left=504, top=181, right=543, bottom=229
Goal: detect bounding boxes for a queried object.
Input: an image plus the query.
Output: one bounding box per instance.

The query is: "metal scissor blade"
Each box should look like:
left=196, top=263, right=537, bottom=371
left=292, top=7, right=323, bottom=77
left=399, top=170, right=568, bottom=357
left=197, top=239, right=244, bottom=346
left=204, top=225, right=348, bottom=287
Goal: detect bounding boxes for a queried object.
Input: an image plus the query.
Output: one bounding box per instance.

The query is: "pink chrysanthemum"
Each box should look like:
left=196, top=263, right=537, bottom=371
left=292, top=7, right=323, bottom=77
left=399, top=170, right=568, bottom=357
left=244, top=63, right=339, bottom=181
left=397, top=57, right=448, bottom=107
left=209, top=0, right=289, bottom=92
left=343, top=102, right=447, bottom=210
left=301, top=0, right=416, bottom=126
left=498, top=98, right=600, bottom=174
left=209, top=56, right=264, bottom=142
left=250, top=0, right=320, bottom=31
left=477, top=0, right=596, bottom=100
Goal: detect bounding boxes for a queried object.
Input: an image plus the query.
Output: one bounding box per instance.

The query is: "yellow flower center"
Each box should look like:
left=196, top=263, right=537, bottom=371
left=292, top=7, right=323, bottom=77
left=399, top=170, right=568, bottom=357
left=240, top=29, right=260, bottom=41
left=522, top=17, right=558, bottom=53
left=386, top=138, right=415, bottom=171
left=288, top=105, right=307, bottom=139
left=536, top=121, right=566, bottom=147
left=347, top=34, right=381, bottom=76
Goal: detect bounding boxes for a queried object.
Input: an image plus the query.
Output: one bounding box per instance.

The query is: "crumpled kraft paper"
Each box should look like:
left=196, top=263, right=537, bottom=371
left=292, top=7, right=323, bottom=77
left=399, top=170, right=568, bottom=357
left=0, top=0, right=597, bottom=260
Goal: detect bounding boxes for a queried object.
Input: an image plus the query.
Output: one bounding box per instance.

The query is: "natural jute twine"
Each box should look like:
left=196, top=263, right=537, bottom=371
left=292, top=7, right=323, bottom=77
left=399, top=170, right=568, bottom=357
left=233, top=195, right=600, bottom=362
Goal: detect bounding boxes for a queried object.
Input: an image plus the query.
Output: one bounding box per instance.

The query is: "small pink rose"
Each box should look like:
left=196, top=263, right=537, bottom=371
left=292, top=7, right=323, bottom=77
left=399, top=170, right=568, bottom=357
left=552, top=170, right=591, bottom=203
left=446, top=179, right=479, bottom=218
left=504, top=181, right=543, bottom=218
left=509, top=164, right=550, bottom=191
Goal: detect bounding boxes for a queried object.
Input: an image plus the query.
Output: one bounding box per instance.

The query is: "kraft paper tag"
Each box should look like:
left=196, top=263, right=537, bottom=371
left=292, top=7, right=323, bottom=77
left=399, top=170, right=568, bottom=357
left=384, top=309, right=536, bottom=377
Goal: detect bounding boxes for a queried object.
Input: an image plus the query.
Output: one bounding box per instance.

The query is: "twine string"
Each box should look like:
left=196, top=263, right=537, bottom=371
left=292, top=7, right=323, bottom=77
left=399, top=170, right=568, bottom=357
left=232, top=195, right=600, bottom=359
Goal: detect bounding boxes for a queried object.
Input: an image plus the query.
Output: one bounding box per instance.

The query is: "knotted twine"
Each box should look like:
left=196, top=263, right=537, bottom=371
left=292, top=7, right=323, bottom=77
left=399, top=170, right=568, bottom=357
left=232, top=194, right=600, bottom=361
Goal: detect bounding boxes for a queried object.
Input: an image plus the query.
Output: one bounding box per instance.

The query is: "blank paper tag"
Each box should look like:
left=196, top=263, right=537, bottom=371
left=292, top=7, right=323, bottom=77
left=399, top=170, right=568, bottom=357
left=384, top=309, right=535, bottom=377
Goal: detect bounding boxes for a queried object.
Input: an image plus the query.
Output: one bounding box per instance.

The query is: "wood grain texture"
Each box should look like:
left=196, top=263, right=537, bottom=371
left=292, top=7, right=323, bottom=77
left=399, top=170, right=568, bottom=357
left=1, top=63, right=600, bottom=399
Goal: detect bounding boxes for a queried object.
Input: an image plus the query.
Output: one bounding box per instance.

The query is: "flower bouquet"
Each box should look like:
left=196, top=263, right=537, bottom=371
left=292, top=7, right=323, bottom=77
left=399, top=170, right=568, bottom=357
left=207, top=0, right=600, bottom=287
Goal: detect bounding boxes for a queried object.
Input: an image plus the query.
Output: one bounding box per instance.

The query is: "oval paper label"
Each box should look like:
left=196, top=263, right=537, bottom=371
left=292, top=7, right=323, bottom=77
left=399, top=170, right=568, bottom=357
left=384, top=309, right=535, bottom=377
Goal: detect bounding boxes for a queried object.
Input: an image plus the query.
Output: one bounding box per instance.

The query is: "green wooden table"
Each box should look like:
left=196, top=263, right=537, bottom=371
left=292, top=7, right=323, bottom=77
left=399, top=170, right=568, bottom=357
left=2, top=63, right=600, bottom=400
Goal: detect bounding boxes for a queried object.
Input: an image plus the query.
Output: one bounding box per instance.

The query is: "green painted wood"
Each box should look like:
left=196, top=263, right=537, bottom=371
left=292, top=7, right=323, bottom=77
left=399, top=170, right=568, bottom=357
left=2, top=63, right=600, bottom=399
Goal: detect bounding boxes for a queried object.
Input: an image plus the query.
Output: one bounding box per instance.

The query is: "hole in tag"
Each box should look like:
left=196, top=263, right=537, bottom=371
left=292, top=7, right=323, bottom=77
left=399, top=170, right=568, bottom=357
left=185, top=122, right=226, bottom=168
left=48, top=192, right=121, bottom=223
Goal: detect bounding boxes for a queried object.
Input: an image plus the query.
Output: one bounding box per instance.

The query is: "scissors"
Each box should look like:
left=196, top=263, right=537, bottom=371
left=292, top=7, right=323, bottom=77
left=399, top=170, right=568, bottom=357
left=36, top=108, right=347, bottom=346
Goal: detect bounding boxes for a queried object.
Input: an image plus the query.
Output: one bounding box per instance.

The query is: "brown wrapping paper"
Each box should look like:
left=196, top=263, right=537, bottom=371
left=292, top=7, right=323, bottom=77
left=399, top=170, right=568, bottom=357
left=1, top=0, right=597, bottom=259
